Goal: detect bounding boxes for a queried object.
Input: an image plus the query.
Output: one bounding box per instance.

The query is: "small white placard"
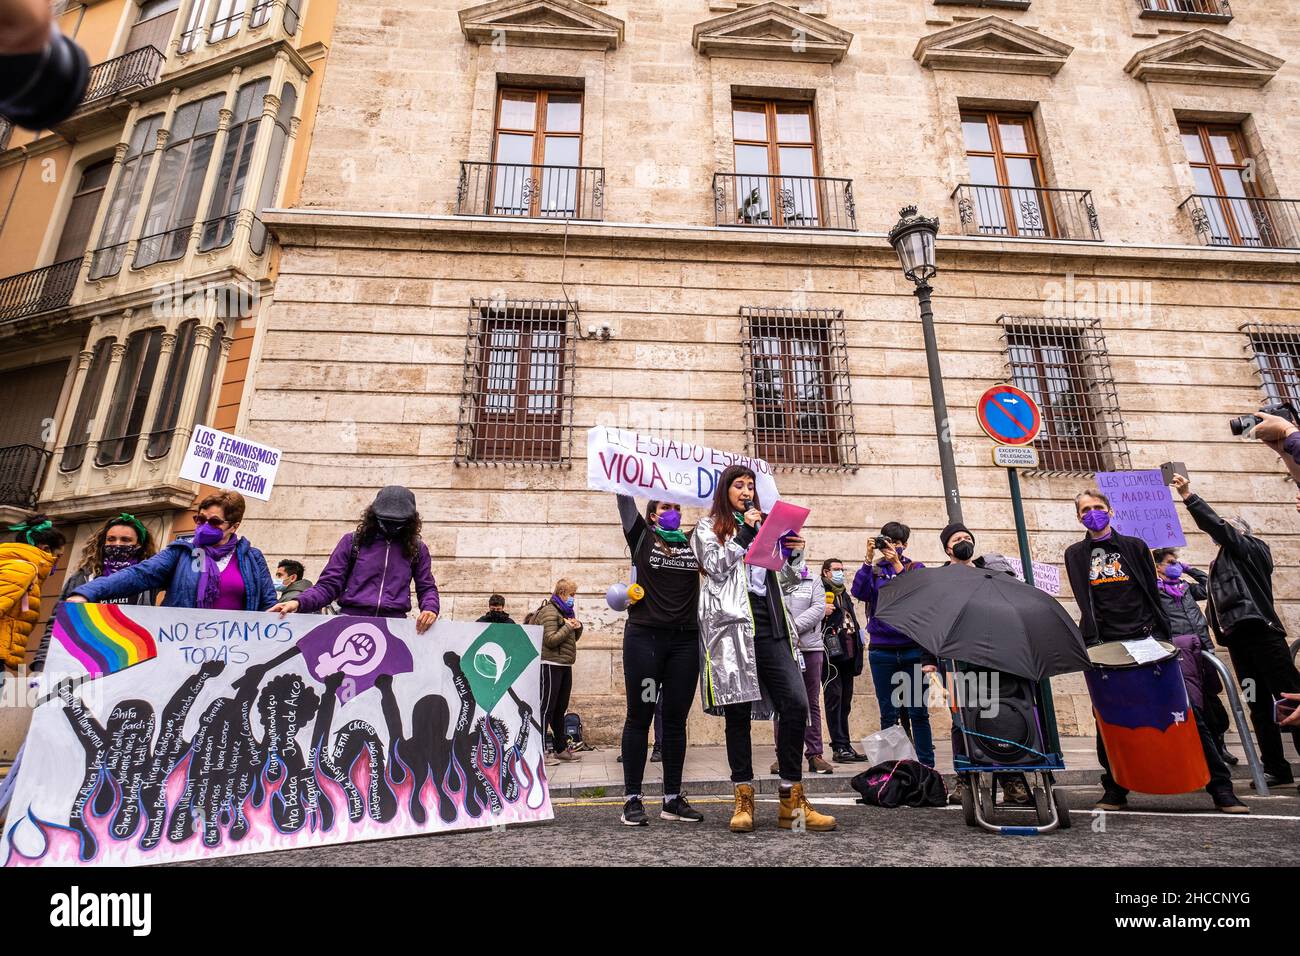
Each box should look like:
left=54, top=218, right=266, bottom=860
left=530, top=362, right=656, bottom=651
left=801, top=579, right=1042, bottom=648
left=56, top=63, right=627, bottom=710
left=178, top=425, right=281, bottom=501
left=992, top=444, right=1039, bottom=469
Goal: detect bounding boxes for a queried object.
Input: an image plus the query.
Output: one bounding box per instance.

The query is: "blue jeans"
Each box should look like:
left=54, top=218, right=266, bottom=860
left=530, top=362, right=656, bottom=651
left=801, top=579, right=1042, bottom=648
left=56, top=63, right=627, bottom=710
left=868, top=646, right=935, bottom=767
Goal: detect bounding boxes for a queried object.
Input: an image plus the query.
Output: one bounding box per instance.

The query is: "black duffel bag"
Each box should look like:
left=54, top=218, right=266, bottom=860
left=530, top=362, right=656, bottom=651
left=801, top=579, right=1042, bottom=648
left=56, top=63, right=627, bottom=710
left=851, top=759, right=947, bottom=808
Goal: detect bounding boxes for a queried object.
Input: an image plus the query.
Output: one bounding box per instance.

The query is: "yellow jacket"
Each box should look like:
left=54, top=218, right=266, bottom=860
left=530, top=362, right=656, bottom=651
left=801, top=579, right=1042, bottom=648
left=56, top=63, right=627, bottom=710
left=0, top=543, right=56, bottom=670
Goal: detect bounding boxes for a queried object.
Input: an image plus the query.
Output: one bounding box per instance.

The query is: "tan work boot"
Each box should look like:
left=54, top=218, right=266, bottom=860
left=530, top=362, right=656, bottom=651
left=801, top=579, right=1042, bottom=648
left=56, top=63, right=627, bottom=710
left=729, top=783, right=755, bottom=833
left=778, top=783, right=837, bottom=832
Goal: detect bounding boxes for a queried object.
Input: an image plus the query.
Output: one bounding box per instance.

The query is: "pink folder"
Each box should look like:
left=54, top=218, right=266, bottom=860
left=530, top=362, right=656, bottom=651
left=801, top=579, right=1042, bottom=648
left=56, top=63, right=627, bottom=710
left=743, top=500, right=811, bottom=571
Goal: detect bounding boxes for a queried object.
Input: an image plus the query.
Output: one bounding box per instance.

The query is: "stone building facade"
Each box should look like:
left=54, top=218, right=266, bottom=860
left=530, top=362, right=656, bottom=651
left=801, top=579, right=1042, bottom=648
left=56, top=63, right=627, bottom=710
left=236, top=0, right=1300, bottom=745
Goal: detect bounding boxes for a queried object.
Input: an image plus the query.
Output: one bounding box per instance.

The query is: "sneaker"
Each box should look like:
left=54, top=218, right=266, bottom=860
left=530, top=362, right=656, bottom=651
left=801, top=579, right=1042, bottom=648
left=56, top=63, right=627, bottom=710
left=1214, top=794, right=1250, bottom=815
left=661, top=794, right=704, bottom=822
left=730, top=784, right=755, bottom=833
left=778, top=783, right=837, bottom=832
left=849, top=747, right=870, bottom=762
left=1221, top=749, right=1239, bottom=766
left=555, top=748, right=582, bottom=762
left=1094, top=790, right=1128, bottom=812
left=621, top=797, right=649, bottom=827
left=1250, top=772, right=1294, bottom=789
left=831, top=749, right=855, bottom=764
left=650, top=748, right=662, bottom=763
left=808, top=755, right=834, bottom=774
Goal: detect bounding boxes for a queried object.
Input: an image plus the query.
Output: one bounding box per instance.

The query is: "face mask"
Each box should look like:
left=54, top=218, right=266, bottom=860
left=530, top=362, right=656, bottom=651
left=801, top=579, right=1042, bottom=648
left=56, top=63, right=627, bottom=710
left=830, top=571, right=845, bottom=586
left=193, top=523, right=224, bottom=547
left=102, top=544, right=140, bottom=563
left=657, top=509, right=681, bottom=532
left=274, top=580, right=287, bottom=592
left=1081, top=510, right=1110, bottom=533
left=1163, top=562, right=1184, bottom=580
left=952, top=540, right=976, bottom=562
left=377, top=518, right=407, bottom=539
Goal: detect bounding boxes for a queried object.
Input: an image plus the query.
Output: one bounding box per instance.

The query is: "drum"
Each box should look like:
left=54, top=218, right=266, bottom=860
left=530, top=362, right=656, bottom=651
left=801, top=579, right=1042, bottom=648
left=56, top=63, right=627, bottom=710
left=1084, top=640, right=1209, bottom=794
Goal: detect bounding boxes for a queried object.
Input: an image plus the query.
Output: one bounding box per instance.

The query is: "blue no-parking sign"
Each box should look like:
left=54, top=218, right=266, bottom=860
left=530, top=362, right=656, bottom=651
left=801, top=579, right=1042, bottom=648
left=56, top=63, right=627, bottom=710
left=977, top=384, right=1041, bottom=447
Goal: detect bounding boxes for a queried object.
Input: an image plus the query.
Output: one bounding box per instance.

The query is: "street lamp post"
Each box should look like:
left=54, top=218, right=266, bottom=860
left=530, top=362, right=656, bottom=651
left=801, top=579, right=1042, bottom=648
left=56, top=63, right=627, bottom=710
left=888, top=205, right=963, bottom=525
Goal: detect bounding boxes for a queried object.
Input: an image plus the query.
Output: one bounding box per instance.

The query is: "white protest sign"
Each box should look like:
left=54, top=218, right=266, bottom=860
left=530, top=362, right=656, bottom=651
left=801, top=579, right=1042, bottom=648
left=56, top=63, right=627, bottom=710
left=1005, top=557, right=1062, bottom=596
left=587, top=426, right=781, bottom=509
left=179, top=425, right=281, bottom=501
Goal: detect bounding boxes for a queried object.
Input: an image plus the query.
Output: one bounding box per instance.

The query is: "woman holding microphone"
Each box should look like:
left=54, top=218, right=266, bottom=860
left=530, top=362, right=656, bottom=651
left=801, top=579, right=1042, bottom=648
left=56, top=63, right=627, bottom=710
left=615, top=494, right=703, bottom=827
left=693, top=464, right=836, bottom=834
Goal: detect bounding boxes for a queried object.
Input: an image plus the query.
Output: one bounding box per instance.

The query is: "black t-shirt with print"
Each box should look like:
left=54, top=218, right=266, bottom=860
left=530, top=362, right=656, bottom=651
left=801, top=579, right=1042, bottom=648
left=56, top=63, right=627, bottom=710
left=1088, top=541, right=1159, bottom=640
left=625, top=516, right=700, bottom=630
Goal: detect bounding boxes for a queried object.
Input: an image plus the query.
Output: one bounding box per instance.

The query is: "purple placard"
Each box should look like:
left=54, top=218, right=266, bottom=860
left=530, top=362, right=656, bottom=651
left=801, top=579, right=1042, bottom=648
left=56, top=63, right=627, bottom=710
left=1094, top=469, right=1187, bottom=549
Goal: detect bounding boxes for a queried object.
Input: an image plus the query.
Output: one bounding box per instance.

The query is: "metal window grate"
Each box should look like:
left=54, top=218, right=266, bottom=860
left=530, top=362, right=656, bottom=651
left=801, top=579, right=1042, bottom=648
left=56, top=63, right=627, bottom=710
left=997, top=316, right=1131, bottom=476
left=454, top=298, right=576, bottom=467
left=1240, top=323, right=1300, bottom=407
left=740, top=307, right=858, bottom=472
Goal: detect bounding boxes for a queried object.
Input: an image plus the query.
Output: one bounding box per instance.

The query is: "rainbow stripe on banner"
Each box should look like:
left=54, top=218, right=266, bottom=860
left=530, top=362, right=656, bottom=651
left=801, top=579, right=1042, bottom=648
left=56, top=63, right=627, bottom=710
left=53, top=603, right=157, bottom=678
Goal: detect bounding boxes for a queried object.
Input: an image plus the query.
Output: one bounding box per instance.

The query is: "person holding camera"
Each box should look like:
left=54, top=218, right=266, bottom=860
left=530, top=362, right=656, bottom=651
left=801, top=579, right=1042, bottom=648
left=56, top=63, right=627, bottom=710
left=852, top=522, right=936, bottom=768
left=1241, top=409, right=1300, bottom=485
left=1171, top=473, right=1300, bottom=789
left=821, top=558, right=866, bottom=763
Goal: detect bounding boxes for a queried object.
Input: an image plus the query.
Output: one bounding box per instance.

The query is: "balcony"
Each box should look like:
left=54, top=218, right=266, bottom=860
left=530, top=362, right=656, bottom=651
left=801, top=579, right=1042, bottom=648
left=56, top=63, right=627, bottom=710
left=54, top=46, right=165, bottom=140
left=1138, top=0, right=1232, bottom=23
left=0, top=445, right=52, bottom=510
left=713, top=172, right=857, bottom=231
left=0, top=259, right=80, bottom=324
left=953, top=184, right=1102, bottom=241
left=456, top=162, right=605, bottom=221
left=1180, top=194, right=1300, bottom=250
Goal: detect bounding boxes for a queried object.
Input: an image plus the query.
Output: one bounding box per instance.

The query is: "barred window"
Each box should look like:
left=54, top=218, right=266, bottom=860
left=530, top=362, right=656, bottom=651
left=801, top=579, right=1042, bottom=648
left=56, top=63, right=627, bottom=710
left=455, top=299, right=576, bottom=466
left=741, top=307, right=858, bottom=470
left=999, top=316, right=1131, bottom=475
left=1241, top=323, right=1300, bottom=407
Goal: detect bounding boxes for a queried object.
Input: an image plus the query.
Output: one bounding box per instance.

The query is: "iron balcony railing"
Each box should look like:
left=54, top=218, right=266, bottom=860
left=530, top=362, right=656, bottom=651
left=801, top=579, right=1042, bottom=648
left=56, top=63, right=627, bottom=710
left=953, top=184, right=1102, bottom=241
left=0, top=259, right=80, bottom=323
left=88, top=241, right=129, bottom=281
left=80, top=46, right=164, bottom=109
left=713, top=172, right=857, bottom=231
left=456, top=161, right=605, bottom=221
left=1138, top=0, right=1232, bottom=21
left=133, top=224, right=192, bottom=269
left=1180, top=194, right=1300, bottom=250
left=0, top=444, right=52, bottom=509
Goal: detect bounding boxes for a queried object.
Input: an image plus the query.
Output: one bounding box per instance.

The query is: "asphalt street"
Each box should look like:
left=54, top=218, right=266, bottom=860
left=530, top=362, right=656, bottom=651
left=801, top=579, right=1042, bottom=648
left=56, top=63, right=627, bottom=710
left=185, top=784, right=1300, bottom=867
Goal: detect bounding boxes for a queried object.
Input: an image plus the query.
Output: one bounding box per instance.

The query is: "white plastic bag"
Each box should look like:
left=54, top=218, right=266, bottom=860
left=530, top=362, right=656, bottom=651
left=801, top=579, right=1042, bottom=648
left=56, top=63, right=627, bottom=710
left=860, top=724, right=917, bottom=765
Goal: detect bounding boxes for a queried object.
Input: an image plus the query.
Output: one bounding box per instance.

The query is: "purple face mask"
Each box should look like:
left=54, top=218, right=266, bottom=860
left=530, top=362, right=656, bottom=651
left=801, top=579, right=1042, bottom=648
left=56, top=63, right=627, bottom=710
left=657, top=509, right=681, bottom=532
left=1163, top=562, right=1184, bottom=580
left=1081, top=509, right=1110, bottom=533
left=193, top=523, right=225, bottom=547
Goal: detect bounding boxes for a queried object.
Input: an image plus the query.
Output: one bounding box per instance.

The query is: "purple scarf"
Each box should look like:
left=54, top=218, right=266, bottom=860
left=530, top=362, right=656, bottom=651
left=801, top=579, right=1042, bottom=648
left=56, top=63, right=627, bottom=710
left=1158, top=578, right=1188, bottom=600
left=551, top=593, right=574, bottom=617
left=195, top=536, right=240, bottom=609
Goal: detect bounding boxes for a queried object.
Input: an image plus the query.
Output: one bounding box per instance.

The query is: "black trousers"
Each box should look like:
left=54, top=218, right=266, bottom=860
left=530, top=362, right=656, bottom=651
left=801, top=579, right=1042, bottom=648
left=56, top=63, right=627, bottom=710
left=1225, top=631, right=1300, bottom=780
left=621, top=622, right=700, bottom=797
left=723, top=597, right=808, bottom=784
left=540, top=663, right=573, bottom=753
left=823, top=660, right=855, bottom=752
left=1097, top=706, right=1234, bottom=800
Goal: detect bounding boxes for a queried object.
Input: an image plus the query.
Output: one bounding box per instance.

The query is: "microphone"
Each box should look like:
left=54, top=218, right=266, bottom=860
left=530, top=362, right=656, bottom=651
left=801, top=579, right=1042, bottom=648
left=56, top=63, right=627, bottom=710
left=741, top=497, right=761, bottom=530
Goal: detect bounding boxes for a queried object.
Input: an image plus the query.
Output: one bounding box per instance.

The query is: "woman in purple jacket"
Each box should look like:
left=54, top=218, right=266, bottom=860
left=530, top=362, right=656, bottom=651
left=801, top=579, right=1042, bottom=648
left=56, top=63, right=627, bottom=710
left=272, top=486, right=439, bottom=633
left=850, top=520, right=937, bottom=767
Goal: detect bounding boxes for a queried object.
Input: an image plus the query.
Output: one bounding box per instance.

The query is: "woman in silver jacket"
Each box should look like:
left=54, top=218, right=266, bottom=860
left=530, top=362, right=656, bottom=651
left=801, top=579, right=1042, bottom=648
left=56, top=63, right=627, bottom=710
left=692, top=464, right=836, bottom=834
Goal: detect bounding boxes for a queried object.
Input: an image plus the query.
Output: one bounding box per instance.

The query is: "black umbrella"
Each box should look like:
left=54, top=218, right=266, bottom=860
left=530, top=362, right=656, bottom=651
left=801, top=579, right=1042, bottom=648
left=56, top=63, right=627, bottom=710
left=873, top=564, right=1090, bottom=681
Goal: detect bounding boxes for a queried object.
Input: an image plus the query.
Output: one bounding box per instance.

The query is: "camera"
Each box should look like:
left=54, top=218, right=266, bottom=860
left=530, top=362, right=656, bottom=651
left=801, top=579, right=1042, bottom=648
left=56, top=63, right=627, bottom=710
left=873, top=535, right=889, bottom=552
left=0, top=29, right=90, bottom=131
left=1229, top=401, right=1299, bottom=437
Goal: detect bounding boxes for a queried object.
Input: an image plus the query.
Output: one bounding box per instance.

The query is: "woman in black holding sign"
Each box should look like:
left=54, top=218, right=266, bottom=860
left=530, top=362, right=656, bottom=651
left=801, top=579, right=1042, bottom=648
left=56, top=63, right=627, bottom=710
left=615, top=494, right=704, bottom=827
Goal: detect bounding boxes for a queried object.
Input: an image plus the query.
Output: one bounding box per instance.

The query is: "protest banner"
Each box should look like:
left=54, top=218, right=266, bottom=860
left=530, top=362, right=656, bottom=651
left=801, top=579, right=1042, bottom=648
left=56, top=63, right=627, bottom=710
left=1004, top=557, right=1062, bottom=596
left=178, top=425, right=281, bottom=501
left=1094, top=469, right=1187, bottom=549
left=586, top=425, right=781, bottom=509
left=2, top=607, right=550, bottom=866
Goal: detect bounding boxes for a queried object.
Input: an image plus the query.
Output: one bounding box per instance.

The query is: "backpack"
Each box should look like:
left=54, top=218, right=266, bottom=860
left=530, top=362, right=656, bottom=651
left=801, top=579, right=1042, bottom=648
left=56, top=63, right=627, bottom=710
left=851, top=760, right=947, bottom=808
left=564, top=712, right=583, bottom=747
left=523, top=599, right=549, bottom=626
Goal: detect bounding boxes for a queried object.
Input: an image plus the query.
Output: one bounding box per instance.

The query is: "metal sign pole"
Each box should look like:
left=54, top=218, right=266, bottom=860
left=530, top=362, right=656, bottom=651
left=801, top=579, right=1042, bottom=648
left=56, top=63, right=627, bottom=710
left=1008, top=463, right=1062, bottom=752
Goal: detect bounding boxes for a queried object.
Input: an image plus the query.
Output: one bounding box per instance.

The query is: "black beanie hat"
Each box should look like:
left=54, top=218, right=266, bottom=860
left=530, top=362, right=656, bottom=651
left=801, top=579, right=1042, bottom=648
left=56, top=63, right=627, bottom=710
left=939, top=522, right=972, bottom=551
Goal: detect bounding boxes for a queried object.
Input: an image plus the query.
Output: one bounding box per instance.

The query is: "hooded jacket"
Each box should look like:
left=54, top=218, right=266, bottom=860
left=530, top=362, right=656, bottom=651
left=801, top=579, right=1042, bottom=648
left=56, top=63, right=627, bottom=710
left=1182, top=494, right=1284, bottom=644
left=477, top=609, right=515, bottom=624
left=1063, top=529, right=1171, bottom=644
left=692, top=515, right=800, bottom=719
left=0, top=543, right=56, bottom=669
left=73, top=536, right=277, bottom=611
left=292, top=532, right=439, bottom=618
left=533, top=598, right=583, bottom=665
